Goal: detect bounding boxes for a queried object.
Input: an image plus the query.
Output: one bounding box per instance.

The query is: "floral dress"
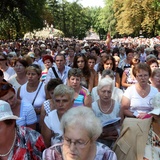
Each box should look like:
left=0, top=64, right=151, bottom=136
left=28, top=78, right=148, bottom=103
left=43, top=142, right=117, bottom=160
left=144, top=125, right=160, bottom=160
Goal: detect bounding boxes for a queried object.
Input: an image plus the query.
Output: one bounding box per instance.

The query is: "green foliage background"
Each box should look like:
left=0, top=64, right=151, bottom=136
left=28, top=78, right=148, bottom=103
left=0, top=0, right=159, bottom=39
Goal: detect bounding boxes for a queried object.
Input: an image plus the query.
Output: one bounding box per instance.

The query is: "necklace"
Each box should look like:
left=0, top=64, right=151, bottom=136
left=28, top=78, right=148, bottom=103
left=0, top=130, right=16, bottom=157
left=99, top=100, right=112, bottom=113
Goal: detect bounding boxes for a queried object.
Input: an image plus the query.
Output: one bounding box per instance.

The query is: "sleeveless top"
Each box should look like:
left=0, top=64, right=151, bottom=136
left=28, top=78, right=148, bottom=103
left=20, top=82, right=46, bottom=109
left=73, top=86, right=90, bottom=107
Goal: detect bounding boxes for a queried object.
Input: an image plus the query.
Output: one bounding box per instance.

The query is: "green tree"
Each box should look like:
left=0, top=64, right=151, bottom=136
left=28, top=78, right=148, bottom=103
left=113, top=0, right=160, bottom=36
left=0, top=0, right=46, bottom=39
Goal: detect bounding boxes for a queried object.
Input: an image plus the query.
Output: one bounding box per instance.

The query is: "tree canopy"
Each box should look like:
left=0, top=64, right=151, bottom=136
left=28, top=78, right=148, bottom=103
left=0, top=0, right=159, bottom=39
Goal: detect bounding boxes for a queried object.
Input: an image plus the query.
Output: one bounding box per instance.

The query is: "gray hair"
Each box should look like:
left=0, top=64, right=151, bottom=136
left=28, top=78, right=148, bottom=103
left=97, top=77, right=114, bottom=91
left=101, top=69, right=114, bottom=79
left=61, top=106, right=102, bottom=139
left=53, top=84, right=75, bottom=101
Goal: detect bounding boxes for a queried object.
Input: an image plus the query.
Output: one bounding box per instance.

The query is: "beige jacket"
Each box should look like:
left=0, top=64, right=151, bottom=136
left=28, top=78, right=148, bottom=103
left=113, top=117, right=152, bottom=160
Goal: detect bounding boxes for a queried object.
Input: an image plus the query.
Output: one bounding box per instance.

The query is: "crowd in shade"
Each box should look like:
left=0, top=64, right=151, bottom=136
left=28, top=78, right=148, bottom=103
left=0, top=36, right=160, bottom=159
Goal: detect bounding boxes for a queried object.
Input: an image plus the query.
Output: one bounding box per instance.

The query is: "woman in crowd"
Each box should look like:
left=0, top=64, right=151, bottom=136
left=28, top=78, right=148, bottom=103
left=67, top=68, right=92, bottom=108
left=41, top=84, right=74, bottom=147
left=122, top=63, right=158, bottom=119
left=0, top=100, right=45, bottom=159
left=91, top=69, right=123, bottom=104
left=43, top=106, right=117, bottom=160
left=92, top=77, right=121, bottom=148
left=146, top=58, right=159, bottom=72
left=87, top=54, right=98, bottom=87
left=118, top=48, right=134, bottom=70
left=8, top=58, right=28, bottom=92
left=72, top=53, right=94, bottom=92
left=41, top=55, right=54, bottom=82
left=97, top=54, right=120, bottom=88
left=113, top=92, right=160, bottom=160
left=17, top=64, right=48, bottom=131
left=150, top=68, right=160, bottom=92
left=40, top=78, right=63, bottom=127
left=0, top=82, right=37, bottom=129
left=121, top=53, right=140, bottom=89
left=0, top=53, right=16, bottom=81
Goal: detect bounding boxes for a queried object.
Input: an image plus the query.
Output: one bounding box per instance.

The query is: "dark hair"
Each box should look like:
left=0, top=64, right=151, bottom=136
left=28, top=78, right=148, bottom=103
left=0, top=69, right=3, bottom=77
left=132, top=63, right=151, bottom=77
left=98, top=55, right=115, bottom=74
left=146, top=58, right=159, bottom=67
left=72, top=53, right=91, bottom=81
left=47, top=78, right=63, bottom=91
left=125, top=48, right=134, bottom=56
left=68, top=68, right=83, bottom=79
left=0, top=82, right=15, bottom=98
left=87, top=55, right=97, bottom=62
left=55, top=54, right=65, bottom=60
left=14, top=58, right=29, bottom=68
left=90, top=46, right=100, bottom=56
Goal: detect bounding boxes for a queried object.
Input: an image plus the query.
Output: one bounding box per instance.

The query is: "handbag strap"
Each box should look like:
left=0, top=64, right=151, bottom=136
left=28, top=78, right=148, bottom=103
left=32, top=82, right=43, bottom=106
left=52, top=67, right=59, bottom=79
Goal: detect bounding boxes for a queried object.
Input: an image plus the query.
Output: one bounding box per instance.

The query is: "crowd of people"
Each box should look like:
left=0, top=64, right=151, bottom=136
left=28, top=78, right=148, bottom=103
left=0, top=36, right=160, bottom=159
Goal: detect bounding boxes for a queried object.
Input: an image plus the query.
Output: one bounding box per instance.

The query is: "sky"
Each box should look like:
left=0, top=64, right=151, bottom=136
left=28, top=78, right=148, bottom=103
left=67, top=0, right=105, bottom=8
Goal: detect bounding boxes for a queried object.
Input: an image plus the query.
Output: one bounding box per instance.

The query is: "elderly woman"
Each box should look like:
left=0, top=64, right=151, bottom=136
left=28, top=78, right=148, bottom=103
left=41, top=84, right=74, bottom=148
left=67, top=68, right=92, bottom=107
left=0, top=100, right=45, bottom=159
left=113, top=92, right=160, bottom=160
left=91, top=69, right=123, bottom=104
left=0, top=82, right=37, bottom=129
left=43, top=106, right=117, bottom=160
left=122, top=63, right=158, bottom=119
left=92, top=77, right=121, bottom=148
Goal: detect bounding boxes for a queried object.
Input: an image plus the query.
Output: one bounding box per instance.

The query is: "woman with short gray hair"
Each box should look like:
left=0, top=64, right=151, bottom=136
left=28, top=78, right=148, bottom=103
left=41, top=84, right=74, bottom=148
left=43, top=106, right=117, bottom=160
left=92, top=77, right=121, bottom=148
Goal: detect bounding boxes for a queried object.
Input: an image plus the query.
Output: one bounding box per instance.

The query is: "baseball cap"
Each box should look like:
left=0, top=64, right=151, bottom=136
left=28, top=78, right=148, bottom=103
left=0, top=100, right=20, bottom=121
left=148, top=93, right=160, bottom=115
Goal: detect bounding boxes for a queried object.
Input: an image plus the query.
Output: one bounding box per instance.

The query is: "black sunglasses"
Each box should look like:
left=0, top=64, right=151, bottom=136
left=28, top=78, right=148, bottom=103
left=0, top=83, right=12, bottom=91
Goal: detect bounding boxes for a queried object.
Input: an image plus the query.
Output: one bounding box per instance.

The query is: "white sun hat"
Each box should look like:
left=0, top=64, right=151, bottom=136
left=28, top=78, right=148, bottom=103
left=0, top=100, right=20, bottom=121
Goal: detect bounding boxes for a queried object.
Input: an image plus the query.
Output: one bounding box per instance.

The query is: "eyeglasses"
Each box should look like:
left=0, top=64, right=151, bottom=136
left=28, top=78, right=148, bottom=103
left=63, top=136, right=90, bottom=148
left=0, top=83, right=12, bottom=91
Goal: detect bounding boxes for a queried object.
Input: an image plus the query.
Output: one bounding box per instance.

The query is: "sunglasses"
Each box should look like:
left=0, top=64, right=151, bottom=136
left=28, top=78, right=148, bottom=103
left=0, top=83, right=12, bottom=91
